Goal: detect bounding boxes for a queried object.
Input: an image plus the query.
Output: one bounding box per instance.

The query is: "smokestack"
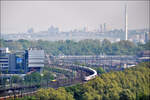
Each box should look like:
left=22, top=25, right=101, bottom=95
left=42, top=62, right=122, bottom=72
left=125, top=4, right=128, bottom=40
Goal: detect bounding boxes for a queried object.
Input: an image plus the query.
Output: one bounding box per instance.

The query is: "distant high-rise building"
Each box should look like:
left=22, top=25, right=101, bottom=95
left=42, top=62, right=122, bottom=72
left=103, top=23, right=106, bottom=33
left=27, top=28, right=34, bottom=34
left=83, top=27, right=86, bottom=32
left=125, top=4, right=128, bottom=40
left=99, top=24, right=103, bottom=33
left=48, top=25, right=59, bottom=34
left=145, top=32, right=149, bottom=43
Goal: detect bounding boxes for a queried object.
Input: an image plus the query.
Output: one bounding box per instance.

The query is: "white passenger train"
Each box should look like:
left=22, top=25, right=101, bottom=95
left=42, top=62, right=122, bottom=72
left=77, top=65, right=97, bottom=81
left=57, top=63, right=97, bottom=81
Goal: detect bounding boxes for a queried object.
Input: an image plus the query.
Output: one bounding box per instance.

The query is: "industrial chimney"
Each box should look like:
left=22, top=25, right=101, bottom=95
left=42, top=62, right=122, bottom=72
left=125, top=4, right=128, bottom=40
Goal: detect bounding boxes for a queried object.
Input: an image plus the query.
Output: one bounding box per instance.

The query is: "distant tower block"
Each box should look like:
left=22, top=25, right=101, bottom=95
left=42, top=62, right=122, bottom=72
left=104, top=23, right=106, bottom=33
left=125, top=4, right=128, bottom=40
left=100, top=24, right=103, bottom=33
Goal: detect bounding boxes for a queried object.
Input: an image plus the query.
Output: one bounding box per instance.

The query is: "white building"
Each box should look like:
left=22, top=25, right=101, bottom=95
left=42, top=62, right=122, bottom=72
left=28, top=48, right=45, bottom=72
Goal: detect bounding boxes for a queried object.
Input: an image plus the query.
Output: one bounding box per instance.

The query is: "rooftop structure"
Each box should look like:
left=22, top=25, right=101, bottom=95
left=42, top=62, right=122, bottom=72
left=0, top=47, right=10, bottom=54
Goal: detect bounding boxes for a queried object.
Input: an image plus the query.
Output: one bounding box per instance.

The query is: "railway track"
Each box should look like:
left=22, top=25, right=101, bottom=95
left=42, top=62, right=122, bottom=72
left=0, top=64, right=97, bottom=99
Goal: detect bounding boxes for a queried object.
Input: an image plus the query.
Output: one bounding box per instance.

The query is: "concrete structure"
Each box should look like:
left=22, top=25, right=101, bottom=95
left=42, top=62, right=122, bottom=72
left=145, top=32, right=149, bottom=43
left=103, top=23, right=106, bottom=33
left=28, top=48, right=45, bottom=72
left=125, top=4, right=128, bottom=40
left=99, top=24, right=103, bottom=33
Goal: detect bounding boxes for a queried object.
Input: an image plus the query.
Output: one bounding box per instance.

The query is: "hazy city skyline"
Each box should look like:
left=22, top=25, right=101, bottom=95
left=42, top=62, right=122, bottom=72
left=1, top=1, right=149, bottom=34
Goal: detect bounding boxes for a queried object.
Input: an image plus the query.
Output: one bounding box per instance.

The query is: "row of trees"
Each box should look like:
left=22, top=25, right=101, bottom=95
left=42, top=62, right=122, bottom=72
left=1, top=39, right=149, bottom=56
left=0, top=66, right=76, bottom=88
left=65, top=62, right=150, bottom=100
left=18, top=62, right=150, bottom=100
left=0, top=71, right=54, bottom=88
left=0, top=75, right=23, bottom=88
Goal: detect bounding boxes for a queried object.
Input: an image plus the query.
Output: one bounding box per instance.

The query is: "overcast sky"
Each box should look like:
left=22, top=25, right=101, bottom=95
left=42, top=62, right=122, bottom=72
left=1, top=1, right=149, bottom=34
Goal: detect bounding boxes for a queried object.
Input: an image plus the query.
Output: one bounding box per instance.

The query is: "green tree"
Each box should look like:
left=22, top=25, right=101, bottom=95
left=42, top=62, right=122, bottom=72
left=96, top=67, right=105, bottom=75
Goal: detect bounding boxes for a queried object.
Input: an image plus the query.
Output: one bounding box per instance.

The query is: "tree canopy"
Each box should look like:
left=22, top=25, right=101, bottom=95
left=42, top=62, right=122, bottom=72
left=1, top=39, right=149, bottom=56
left=20, top=62, right=150, bottom=100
